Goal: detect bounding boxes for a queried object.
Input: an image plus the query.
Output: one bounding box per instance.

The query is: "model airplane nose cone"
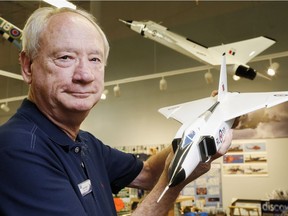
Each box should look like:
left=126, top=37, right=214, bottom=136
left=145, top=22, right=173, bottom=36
left=169, top=168, right=186, bottom=187
left=119, top=19, right=132, bottom=27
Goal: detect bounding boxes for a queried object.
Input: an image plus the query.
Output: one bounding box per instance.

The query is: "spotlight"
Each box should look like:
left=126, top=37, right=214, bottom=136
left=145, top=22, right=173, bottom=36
left=159, top=77, right=167, bottom=91
left=101, top=89, right=109, bottom=100
left=43, top=0, right=77, bottom=9
left=113, top=85, right=120, bottom=97
left=204, top=70, right=213, bottom=84
left=1, top=103, right=10, bottom=112
left=233, top=75, right=241, bottom=81
left=267, top=62, right=279, bottom=77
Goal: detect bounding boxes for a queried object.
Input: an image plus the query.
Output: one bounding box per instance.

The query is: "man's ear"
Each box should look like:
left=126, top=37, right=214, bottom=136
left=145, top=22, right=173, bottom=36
left=19, top=51, right=32, bottom=84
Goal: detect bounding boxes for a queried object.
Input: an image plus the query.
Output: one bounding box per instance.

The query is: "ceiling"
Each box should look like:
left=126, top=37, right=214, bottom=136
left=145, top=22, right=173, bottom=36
left=1, top=1, right=288, bottom=119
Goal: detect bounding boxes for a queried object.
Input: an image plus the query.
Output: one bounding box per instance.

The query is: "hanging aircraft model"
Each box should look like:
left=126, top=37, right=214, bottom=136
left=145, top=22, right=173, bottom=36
left=119, top=19, right=275, bottom=80
left=0, top=17, right=23, bottom=81
left=155, top=54, right=288, bottom=202
left=0, top=17, right=22, bottom=51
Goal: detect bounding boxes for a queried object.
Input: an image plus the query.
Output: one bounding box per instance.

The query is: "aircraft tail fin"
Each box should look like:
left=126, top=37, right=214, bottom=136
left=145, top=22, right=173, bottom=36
left=209, top=36, right=276, bottom=65
left=217, top=53, right=228, bottom=102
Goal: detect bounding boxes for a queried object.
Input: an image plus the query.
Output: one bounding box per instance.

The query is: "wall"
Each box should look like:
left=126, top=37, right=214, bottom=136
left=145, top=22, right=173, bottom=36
left=220, top=138, right=288, bottom=211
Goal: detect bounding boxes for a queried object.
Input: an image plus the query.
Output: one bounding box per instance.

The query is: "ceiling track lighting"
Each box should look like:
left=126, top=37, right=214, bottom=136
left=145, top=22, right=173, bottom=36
left=101, top=89, right=109, bottom=100
left=267, top=58, right=279, bottom=77
left=1, top=102, right=10, bottom=112
left=43, top=0, right=77, bottom=9
left=159, top=77, right=167, bottom=91
left=113, top=84, right=121, bottom=97
left=204, top=69, right=213, bottom=84
left=1, top=51, right=288, bottom=103
left=233, top=75, right=241, bottom=81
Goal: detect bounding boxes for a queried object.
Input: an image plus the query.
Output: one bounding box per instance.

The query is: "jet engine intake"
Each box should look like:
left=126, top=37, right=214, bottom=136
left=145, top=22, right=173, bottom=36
left=199, top=136, right=217, bottom=162
left=228, top=64, right=257, bottom=80
left=172, top=138, right=181, bottom=153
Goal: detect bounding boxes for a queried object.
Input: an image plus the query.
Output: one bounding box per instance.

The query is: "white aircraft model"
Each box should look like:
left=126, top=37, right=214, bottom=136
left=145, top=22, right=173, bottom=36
left=156, top=54, right=288, bottom=202
left=120, top=19, right=275, bottom=80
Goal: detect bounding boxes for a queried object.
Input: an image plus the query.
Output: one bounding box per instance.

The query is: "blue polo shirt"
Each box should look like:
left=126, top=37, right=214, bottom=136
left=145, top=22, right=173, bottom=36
left=0, top=99, right=143, bottom=216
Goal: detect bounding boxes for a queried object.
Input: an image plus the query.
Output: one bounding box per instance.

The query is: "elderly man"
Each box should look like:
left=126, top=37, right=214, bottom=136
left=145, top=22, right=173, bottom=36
left=0, top=7, right=232, bottom=216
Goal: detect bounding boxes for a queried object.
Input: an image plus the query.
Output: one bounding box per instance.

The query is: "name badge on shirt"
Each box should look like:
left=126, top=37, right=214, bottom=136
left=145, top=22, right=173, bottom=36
left=78, top=179, right=92, bottom=196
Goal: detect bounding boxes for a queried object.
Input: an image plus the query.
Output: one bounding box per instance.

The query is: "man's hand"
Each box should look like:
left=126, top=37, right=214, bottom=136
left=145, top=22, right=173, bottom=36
left=211, top=90, right=218, bottom=97
left=132, top=131, right=233, bottom=216
left=175, top=129, right=233, bottom=187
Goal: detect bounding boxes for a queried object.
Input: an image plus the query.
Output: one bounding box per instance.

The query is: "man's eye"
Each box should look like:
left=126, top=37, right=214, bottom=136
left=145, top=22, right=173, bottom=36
left=60, top=55, right=71, bottom=60
left=91, top=57, right=101, bottom=63
left=54, top=55, right=74, bottom=67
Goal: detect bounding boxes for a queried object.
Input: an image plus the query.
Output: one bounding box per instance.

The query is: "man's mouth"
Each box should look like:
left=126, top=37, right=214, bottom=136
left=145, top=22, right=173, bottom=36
left=70, top=92, right=93, bottom=98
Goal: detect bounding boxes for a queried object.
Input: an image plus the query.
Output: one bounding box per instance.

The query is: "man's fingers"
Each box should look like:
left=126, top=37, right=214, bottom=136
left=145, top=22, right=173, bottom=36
left=211, top=90, right=218, bottom=97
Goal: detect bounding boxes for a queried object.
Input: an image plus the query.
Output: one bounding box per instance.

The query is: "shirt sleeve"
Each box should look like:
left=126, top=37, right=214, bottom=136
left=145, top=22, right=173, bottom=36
left=108, top=148, right=144, bottom=194
left=93, top=138, right=144, bottom=194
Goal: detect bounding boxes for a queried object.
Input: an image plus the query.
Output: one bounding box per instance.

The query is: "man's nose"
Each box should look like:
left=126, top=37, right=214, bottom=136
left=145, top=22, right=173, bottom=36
left=72, top=59, right=95, bottom=83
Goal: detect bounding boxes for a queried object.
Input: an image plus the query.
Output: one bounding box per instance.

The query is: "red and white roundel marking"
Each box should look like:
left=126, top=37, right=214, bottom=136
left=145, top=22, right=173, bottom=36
left=10, top=28, right=21, bottom=38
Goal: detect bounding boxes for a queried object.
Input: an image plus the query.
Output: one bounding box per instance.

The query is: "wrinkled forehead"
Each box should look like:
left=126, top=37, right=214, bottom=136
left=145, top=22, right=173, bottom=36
left=45, top=12, right=97, bottom=34
left=40, top=11, right=109, bottom=61
left=40, top=12, right=104, bottom=52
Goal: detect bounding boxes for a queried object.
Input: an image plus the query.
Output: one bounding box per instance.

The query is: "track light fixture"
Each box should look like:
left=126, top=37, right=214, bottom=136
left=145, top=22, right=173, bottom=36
left=43, top=0, right=76, bottom=9
left=1, top=102, right=10, bottom=112
left=2, top=52, right=287, bottom=103
left=159, top=77, right=167, bottom=91
left=101, top=89, right=109, bottom=100
left=113, top=85, right=121, bottom=97
left=204, top=69, right=213, bottom=84
left=233, top=75, right=241, bottom=81
left=267, top=59, right=279, bottom=77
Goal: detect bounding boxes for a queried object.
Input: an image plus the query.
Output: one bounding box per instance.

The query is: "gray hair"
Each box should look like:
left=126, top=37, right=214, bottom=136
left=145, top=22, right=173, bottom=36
left=22, top=7, right=110, bottom=64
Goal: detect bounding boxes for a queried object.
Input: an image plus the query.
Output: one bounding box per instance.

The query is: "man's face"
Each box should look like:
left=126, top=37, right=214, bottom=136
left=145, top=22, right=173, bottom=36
left=29, top=12, right=105, bottom=115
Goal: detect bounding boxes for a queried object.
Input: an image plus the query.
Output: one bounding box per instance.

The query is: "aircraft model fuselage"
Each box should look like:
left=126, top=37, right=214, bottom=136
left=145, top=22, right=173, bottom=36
left=120, top=19, right=275, bottom=80
left=168, top=105, right=234, bottom=188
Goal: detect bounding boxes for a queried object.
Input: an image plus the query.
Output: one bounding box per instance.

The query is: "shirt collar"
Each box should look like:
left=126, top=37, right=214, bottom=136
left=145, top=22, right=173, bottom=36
left=17, top=99, right=80, bottom=150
